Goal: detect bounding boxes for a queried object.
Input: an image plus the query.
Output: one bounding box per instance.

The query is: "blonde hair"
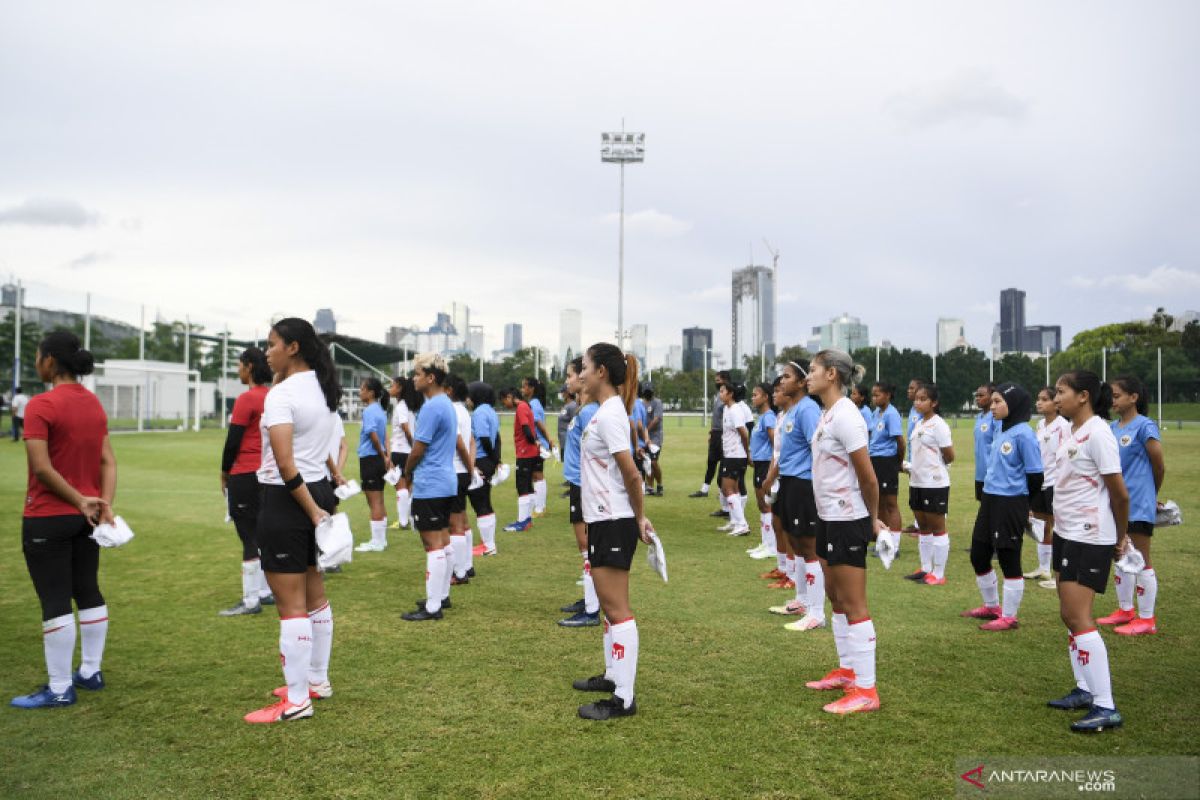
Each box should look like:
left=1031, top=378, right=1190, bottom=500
left=412, top=352, right=448, bottom=384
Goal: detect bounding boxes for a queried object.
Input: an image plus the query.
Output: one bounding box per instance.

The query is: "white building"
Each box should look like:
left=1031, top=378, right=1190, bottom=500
left=810, top=313, right=869, bottom=354
left=630, top=323, right=648, bottom=369
left=665, top=344, right=682, bottom=371
left=732, top=265, right=776, bottom=370
left=559, top=309, right=582, bottom=364
left=937, top=318, right=967, bottom=354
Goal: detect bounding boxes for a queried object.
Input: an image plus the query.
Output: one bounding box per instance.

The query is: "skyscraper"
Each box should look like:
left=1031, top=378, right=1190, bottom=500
left=682, top=326, right=712, bottom=371
left=630, top=323, right=648, bottom=369
left=731, top=265, right=776, bottom=370
left=810, top=313, right=870, bottom=354
left=314, top=308, right=336, bottom=334
left=937, top=318, right=967, bottom=354
left=665, top=345, right=682, bottom=371
left=559, top=309, right=582, bottom=364
left=1000, top=288, right=1026, bottom=353
left=504, top=323, right=523, bottom=353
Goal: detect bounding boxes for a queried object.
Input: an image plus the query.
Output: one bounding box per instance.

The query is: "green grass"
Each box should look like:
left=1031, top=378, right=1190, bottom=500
left=1, top=420, right=1198, bottom=799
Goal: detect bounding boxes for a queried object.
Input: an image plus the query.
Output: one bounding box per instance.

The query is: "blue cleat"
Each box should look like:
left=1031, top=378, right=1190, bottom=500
left=558, top=611, right=601, bottom=628
left=1071, top=706, right=1123, bottom=733
left=73, top=670, right=105, bottom=691
left=503, top=519, right=532, bottom=532
left=11, top=685, right=77, bottom=709
left=1047, top=687, right=1093, bottom=710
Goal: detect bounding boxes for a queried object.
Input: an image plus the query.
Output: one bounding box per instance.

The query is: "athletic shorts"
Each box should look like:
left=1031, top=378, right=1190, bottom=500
left=568, top=483, right=583, bottom=524
left=1029, top=486, right=1055, bottom=515
left=816, top=516, right=873, bottom=568
left=908, top=486, right=950, bottom=515
left=467, top=458, right=495, bottom=517
left=532, top=456, right=545, bottom=473
left=587, top=517, right=639, bottom=571
left=226, top=472, right=261, bottom=523
left=1128, top=521, right=1155, bottom=537
left=359, top=454, right=386, bottom=492
left=389, top=451, right=409, bottom=475
left=22, top=514, right=104, bottom=619
left=450, top=472, right=471, bottom=514
left=258, top=480, right=337, bottom=574
left=870, top=455, right=900, bottom=495
left=720, top=458, right=748, bottom=481
left=1053, top=534, right=1113, bottom=594
left=975, top=480, right=984, bottom=502
left=972, top=493, right=1029, bottom=552
left=777, top=476, right=818, bottom=538
left=752, top=460, right=771, bottom=490
left=412, top=496, right=453, bottom=532
left=516, top=457, right=538, bottom=495
left=707, top=430, right=722, bottom=462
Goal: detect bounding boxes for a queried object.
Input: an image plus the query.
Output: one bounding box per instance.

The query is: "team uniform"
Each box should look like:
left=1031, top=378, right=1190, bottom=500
left=563, top=401, right=601, bottom=622
left=529, top=396, right=549, bottom=514
left=1104, top=414, right=1162, bottom=632
left=698, top=395, right=725, bottom=497
left=221, top=384, right=273, bottom=614
left=410, top=392, right=459, bottom=616
left=449, top=399, right=474, bottom=581
left=629, top=399, right=650, bottom=483
left=359, top=400, right=389, bottom=549
left=858, top=403, right=872, bottom=432
left=868, top=404, right=903, bottom=496
left=390, top=399, right=414, bottom=527
left=973, top=410, right=995, bottom=500
left=558, top=399, right=578, bottom=455
left=508, top=399, right=540, bottom=529
left=720, top=399, right=754, bottom=533
left=1030, top=415, right=1071, bottom=580
left=775, top=395, right=823, bottom=628
left=908, top=414, right=953, bottom=582
left=469, top=401, right=500, bottom=556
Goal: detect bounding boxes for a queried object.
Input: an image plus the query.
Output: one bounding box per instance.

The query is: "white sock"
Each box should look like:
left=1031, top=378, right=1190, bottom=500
left=464, top=528, right=474, bottom=573
left=1136, top=569, right=1158, bottom=619
left=1114, top=569, right=1135, bottom=611
left=831, top=613, right=851, bottom=671
left=760, top=521, right=773, bottom=551
left=890, top=530, right=902, bottom=555
left=918, top=534, right=933, bottom=573
left=582, top=554, right=599, bottom=615
left=518, top=494, right=533, bottom=522
left=241, top=559, right=261, bottom=607
left=258, top=568, right=273, bottom=600
left=280, top=616, right=313, bottom=706
left=479, top=514, right=497, bottom=552
left=976, top=570, right=999, bottom=607
left=602, top=620, right=614, bottom=678
left=534, top=479, right=547, bottom=513
left=806, top=559, right=825, bottom=622
left=1037, top=543, right=1053, bottom=573
left=1067, top=633, right=1088, bottom=691
left=370, top=519, right=387, bottom=548
left=719, top=491, right=729, bottom=512
left=699, top=483, right=709, bottom=495
left=1002, top=577, right=1024, bottom=618
left=1030, top=517, right=1045, bottom=541
left=776, top=552, right=787, bottom=573
left=450, top=534, right=467, bottom=579
left=397, top=488, right=411, bottom=526
left=785, top=555, right=797, bottom=582
left=762, top=515, right=774, bottom=540
left=441, top=543, right=454, bottom=598
left=1073, top=629, right=1114, bottom=709
left=727, top=493, right=744, bottom=527
left=608, top=618, right=639, bottom=708
left=424, top=549, right=446, bottom=613
left=793, top=559, right=807, bottom=604
left=78, top=605, right=109, bottom=680
left=42, top=613, right=76, bottom=693
left=931, top=534, right=950, bottom=580
left=848, top=618, right=877, bottom=690
left=307, top=601, right=333, bottom=685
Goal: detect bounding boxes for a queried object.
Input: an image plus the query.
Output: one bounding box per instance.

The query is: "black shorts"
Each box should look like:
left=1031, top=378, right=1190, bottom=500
left=1054, top=534, right=1113, bottom=594
left=816, top=516, right=873, bottom=568
left=450, top=472, right=471, bottom=514
left=871, top=455, right=900, bottom=495
left=569, top=483, right=583, bottom=524
left=412, top=496, right=453, bottom=532
left=720, top=458, right=748, bottom=482
left=516, top=457, right=538, bottom=495
left=258, top=480, right=337, bottom=574
left=359, top=454, right=387, bottom=492
left=908, top=486, right=950, bottom=515
left=22, top=514, right=104, bottom=620
left=532, top=456, right=546, bottom=473
left=1128, top=521, right=1155, bottom=536
left=972, top=493, right=1029, bottom=551
left=1029, top=486, right=1055, bottom=515
left=226, top=472, right=261, bottom=523
left=752, top=460, right=771, bottom=489
left=975, top=480, right=984, bottom=502
left=389, top=451, right=408, bottom=475
left=587, top=517, right=639, bottom=571
left=776, top=476, right=818, bottom=538
left=707, top=430, right=722, bottom=462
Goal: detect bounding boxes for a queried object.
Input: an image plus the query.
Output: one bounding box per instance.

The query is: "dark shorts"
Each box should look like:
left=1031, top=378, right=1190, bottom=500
left=587, top=517, right=639, bottom=571
left=22, top=514, right=104, bottom=620
left=777, top=476, right=818, bottom=538
left=720, top=458, right=748, bottom=481
left=1128, top=521, right=1155, bottom=537
left=871, top=455, right=900, bottom=495
left=258, top=480, right=337, bottom=574
left=389, top=451, right=408, bottom=475
left=816, top=516, right=873, bottom=568
left=975, top=480, right=984, bottom=502
left=1029, top=486, right=1055, bottom=515
left=412, top=496, right=453, bottom=532
left=569, top=483, right=583, bottom=525
left=226, top=472, right=261, bottom=523
left=908, top=486, right=950, bottom=515
left=516, top=457, right=538, bottom=495
left=707, top=430, right=722, bottom=462
left=972, top=493, right=1029, bottom=551
left=752, top=460, right=771, bottom=489
left=532, top=456, right=546, bottom=473
left=359, top=454, right=387, bottom=492
left=1054, top=534, right=1113, bottom=594
left=450, top=472, right=471, bottom=514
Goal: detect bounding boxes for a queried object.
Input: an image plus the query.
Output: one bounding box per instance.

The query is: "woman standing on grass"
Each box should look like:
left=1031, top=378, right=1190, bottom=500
left=354, top=377, right=391, bottom=553
left=523, top=377, right=552, bottom=516
left=867, top=382, right=905, bottom=539
left=748, top=382, right=781, bottom=573
left=467, top=381, right=500, bottom=558
left=387, top=376, right=421, bottom=530
left=904, top=383, right=954, bottom=586
left=571, top=343, right=654, bottom=721
left=11, top=331, right=114, bottom=710
left=972, top=383, right=997, bottom=501
left=717, top=382, right=753, bottom=537
left=802, top=349, right=884, bottom=714
left=501, top=387, right=539, bottom=531
left=1046, top=370, right=1127, bottom=733
left=1026, top=386, right=1070, bottom=588
left=558, top=357, right=602, bottom=628
left=219, top=347, right=275, bottom=617
left=448, top=375, right=476, bottom=586
left=245, top=318, right=341, bottom=724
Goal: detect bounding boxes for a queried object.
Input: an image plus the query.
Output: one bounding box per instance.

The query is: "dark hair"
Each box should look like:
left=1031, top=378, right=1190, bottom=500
left=729, top=382, right=747, bottom=402
left=640, top=384, right=655, bottom=400
left=523, top=376, right=547, bottom=406
left=716, top=370, right=731, bottom=384
left=1037, top=385, right=1056, bottom=399
left=916, top=382, right=941, bottom=414
left=395, top=376, right=424, bottom=413
left=977, top=382, right=996, bottom=395
left=568, top=356, right=584, bottom=376
left=1111, top=375, right=1149, bottom=416
left=754, top=382, right=777, bottom=413
left=849, top=384, right=867, bottom=407
left=362, top=376, right=391, bottom=412
left=239, top=347, right=272, bottom=385
left=1058, top=370, right=1112, bottom=419
left=448, top=374, right=469, bottom=403
left=586, top=342, right=639, bottom=413
left=909, top=377, right=928, bottom=388
left=13, top=386, right=21, bottom=393
left=498, top=387, right=515, bottom=402
left=271, top=317, right=342, bottom=412
left=38, top=330, right=94, bottom=379
left=468, top=381, right=495, bottom=408
left=872, top=381, right=896, bottom=399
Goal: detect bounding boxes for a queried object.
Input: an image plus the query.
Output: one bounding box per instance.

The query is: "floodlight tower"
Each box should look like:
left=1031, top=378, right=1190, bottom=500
left=601, top=126, right=645, bottom=352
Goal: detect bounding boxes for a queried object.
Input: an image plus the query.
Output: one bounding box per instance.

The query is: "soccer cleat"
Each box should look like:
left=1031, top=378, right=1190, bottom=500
left=402, top=606, right=443, bottom=621
left=466, top=567, right=476, bottom=578
left=1038, top=578, right=1057, bottom=590
left=503, top=519, right=532, bottom=532
left=578, top=695, right=637, bottom=721
left=560, top=599, right=586, bottom=613
left=450, top=574, right=470, bottom=586
left=785, top=614, right=826, bottom=631
left=806, top=667, right=855, bottom=691
left=1023, top=568, right=1050, bottom=580
left=688, top=490, right=708, bottom=498
left=1047, top=687, right=1094, bottom=710
left=903, top=570, right=927, bottom=582
left=761, top=568, right=786, bottom=580
left=415, top=597, right=452, bottom=610
left=1114, top=617, right=1157, bottom=636
left=273, top=681, right=333, bottom=701
left=244, top=697, right=313, bottom=724
left=769, top=600, right=806, bottom=616
left=1097, top=608, right=1136, bottom=626
left=11, top=685, right=77, bottom=708
left=823, top=686, right=880, bottom=714
left=389, top=521, right=401, bottom=530
left=557, top=611, right=601, bottom=628
left=259, top=594, right=276, bottom=606
left=73, top=670, right=105, bottom=691
left=654, top=487, right=663, bottom=496
left=355, top=541, right=386, bottom=552
left=532, top=510, right=546, bottom=519
left=483, top=548, right=498, bottom=556
left=218, top=600, right=262, bottom=617
left=471, top=543, right=488, bottom=556
left=1070, top=706, right=1123, bottom=734
left=572, top=674, right=616, bottom=693
left=922, top=574, right=946, bottom=586
left=960, top=605, right=1002, bottom=620
left=749, top=548, right=776, bottom=560
left=767, top=577, right=795, bottom=590
left=716, top=522, right=735, bottom=533
left=709, top=509, right=730, bottom=518
left=728, top=525, right=751, bottom=537
left=979, top=615, right=1019, bottom=631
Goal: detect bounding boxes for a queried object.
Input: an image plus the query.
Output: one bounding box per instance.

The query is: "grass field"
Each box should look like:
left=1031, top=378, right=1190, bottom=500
left=1, top=418, right=1198, bottom=799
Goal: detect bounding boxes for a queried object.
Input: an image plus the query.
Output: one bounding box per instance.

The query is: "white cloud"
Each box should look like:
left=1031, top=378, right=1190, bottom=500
left=63, top=251, right=111, bottom=270
left=0, top=198, right=99, bottom=227
left=887, top=69, right=1029, bottom=128
left=1068, top=265, right=1199, bottom=294
left=600, top=208, right=692, bottom=238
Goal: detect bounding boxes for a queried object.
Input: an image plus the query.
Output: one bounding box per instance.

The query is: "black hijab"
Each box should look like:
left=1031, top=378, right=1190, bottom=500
left=996, top=382, right=1032, bottom=431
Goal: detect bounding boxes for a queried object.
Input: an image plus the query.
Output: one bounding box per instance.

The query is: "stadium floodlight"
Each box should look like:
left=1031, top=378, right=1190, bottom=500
left=601, top=129, right=645, bottom=352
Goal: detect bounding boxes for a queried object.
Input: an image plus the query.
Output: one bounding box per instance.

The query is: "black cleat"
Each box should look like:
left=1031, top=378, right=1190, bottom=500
left=450, top=575, right=470, bottom=586
left=654, top=487, right=663, bottom=496
left=415, top=597, right=452, bottom=610
left=560, top=599, right=586, bottom=613
left=558, top=611, right=601, bottom=628
left=259, top=594, right=276, bottom=606
left=709, top=509, right=730, bottom=518
left=688, top=490, right=708, bottom=498
left=1047, top=687, right=1094, bottom=710
left=578, top=695, right=637, bottom=721
left=903, top=571, right=928, bottom=582
left=402, top=607, right=443, bottom=621
left=572, top=675, right=616, bottom=693
left=466, top=567, right=476, bottom=579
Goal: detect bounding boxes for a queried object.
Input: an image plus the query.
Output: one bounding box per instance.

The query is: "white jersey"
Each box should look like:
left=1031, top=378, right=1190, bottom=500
left=452, top=401, right=472, bottom=473
left=258, top=370, right=333, bottom=485
left=326, top=411, right=345, bottom=477
left=1053, top=415, right=1122, bottom=545
left=1037, top=415, right=1071, bottom=487
left=580, top=395, right=634, bottom=523
left=11, top=393, right=29, bottom=418
left=721, top=401, right=752, bottom=459
left=909, top=414, right=953, bottom=488
left=390, top=400, right=413, bottom=454
left=772, top=405, right=787, bottom=464
left=812, top=396, right=870, bottom=521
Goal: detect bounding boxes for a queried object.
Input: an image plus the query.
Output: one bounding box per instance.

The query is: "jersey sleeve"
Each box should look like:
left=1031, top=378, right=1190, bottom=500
left=1140, top=419, right=1161, bottom=444
left=1018, top=429, right=1043, bottom=473
left=21, top=396, right=52, bottom=440
left=1093, top=428, right=1122, bottom=475
left=934, top=418, right=953, bottom=447
left=839, top=406, right=869, bottom=453
left=601, top=409, right=632, bottom=455
left=764, top=411, right=776, bottom=432
left=798, top=403, right=820, bottom=442
left=414, top=404, right=438, bottom=445
left=262, top=387, right=293, bottom=428
left=885, top=409, right=902, bottom=437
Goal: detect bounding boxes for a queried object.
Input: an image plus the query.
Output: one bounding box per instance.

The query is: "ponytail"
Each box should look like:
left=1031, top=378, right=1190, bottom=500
left=1058, top=370, right=1113, bottom=419
left=240, top=347, right=272, bottom=385
left=586, top=342, right=638, bottom=413
left=271, top=317, right=343, bottom=412
left=1111, top=375, right=1149, bottom=416
left=813, top=349, right=865, bottom=394
left=363, top=376, right=390, bottom=412
left=38, top=330, right=95, bottom=379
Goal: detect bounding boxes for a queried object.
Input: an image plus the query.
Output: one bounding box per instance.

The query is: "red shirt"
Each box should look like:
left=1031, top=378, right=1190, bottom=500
left=229, top=384, right=269, bottom=475
left=23, top=383, right=109, bottom=518
left=514, top=401, right=540, bottom=459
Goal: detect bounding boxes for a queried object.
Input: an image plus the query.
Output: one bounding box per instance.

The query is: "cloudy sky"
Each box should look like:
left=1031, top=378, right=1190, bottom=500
left=2, top=1, right=1198, bottom=365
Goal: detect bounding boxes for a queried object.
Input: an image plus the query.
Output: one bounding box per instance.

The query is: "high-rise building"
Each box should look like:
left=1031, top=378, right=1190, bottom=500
left=445, top=302, right=470, bottom=339
left=1000, top=288, right=1026, bottom=353
left=504, top=323, right=523, bottom=353
left=630, top=324, right=648, bottom=369
left=468, top=325, right=485, bottom=359
left=682, top=327, right=713, bottom=371
left=1023, top=325, right=1062, bottom=355
left=665, top=345, right=682, bottom=371
left=810, top=313, right=870, bottom=354
left=731, top=265, right=776, bottom=370
left=937, top=318, right=967, bottom=354
left=314, top=308, right=336, bottom=334
left=559, top=309, right=582, bottom=364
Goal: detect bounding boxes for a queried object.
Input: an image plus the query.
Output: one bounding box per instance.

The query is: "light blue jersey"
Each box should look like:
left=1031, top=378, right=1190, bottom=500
left=778, top=396, right=820, bottom=479
left=472, top=403, right=500, bottom=461
left=973, top=411, right=995, bottom=482
left=859, top=405, right=872, bottom=431
left=412, top=393, right=457, bottom=499
left=982, top=423, right=1042, bottom=496
left=868, top=405, right=903, bottom=457
left=907, top=405, right=921, bottom=441
left=358, top=402, right=387, bottom=458
left=530, top=397, right=550, bottom=448
left=563, top=402, right=599, bottom=486
left=750, top=409, right=776, bottom=462
left=1112, top=414, right=1160, bottom=523
left=629, top=400, right=648, bottom=447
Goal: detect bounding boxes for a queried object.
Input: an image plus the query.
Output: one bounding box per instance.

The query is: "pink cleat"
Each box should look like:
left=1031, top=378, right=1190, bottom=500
left=922, top=574, right=946, bottom=586
left=244, top=697, right=313, bottom=724
left=823, top=686, right=880, bottom=714
left=1097, top=608, right=1136, bottom=626
left=805, top=667, right=855, bottom=691
left=1114, top=617, right=1157, bottom=636
left=979, top=616, right=1019, bottom=631
left=960, top=605, right=1002, bottom=620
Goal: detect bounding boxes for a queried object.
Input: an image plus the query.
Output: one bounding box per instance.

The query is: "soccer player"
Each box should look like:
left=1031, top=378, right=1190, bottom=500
left=748, top=382, right=779, bottom=566
left=244, top=318, right=341, bottom=723
left=641, top=385, right=665, bottom=496
left=628, top=389, right=651, bottom=494
left=523, top=377, right=552, bottom=516
left=354, top=377, right=391, bottom=553
left=717, top=382, right=753, bottom=537
left=850, top=384, right=872, bottom=430
left=802, top=349, right=884, bottom=714
left=448, top=375, right=476, bottom=585
left=401, top=353, right=460, bottom=622
left=961, top=383, right=1043, bottom=632
left=1047, top=370, right=1128, bottom=733
left=219, top=347, right=274, bottom=616
left=467, top=381, right=500, bottom=558
left=559, top=357, right=602, bottom=627
left=1026, top=386, right=1070, bottom=588
left=868, top=382, right=905, bottom=539
left=691, top=370, right=730, bottom=504
left=571, top=343, right=654, bottom=721
left=557, top=383, right=577, bottom=467
left=387, top=376, right=422, bottom=529
left=501, top=387, right=539, bottom=531
left=905, top=384, right=954, bottom=585
left=10, top=384, right=29, bottom=441
left=1097, top=376, right=1165, bottom=636
left=11, top=331, right=115, bottom=709
left=972, top=383, right=997, bottom=501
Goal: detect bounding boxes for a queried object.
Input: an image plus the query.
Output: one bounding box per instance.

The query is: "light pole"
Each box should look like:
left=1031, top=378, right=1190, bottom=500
left=702, top=345, right=710, bottom=418
left=601, top=127, right=645, bottom=352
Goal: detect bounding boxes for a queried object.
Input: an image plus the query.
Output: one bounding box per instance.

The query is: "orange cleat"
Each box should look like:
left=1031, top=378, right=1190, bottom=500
left=768, top=577, right=795, bottom=589
left=471, top=543, right=488, bottom=556
left=761, top=568, right=786, bottom=580
left=960, top=605, right=1002, bottom=620
left=1114, top=616, right=1157, bottom=636
left=244, top=697, right=313, bottom=724
left=1097, top=608, right=1136, bottom=626
left=805, top=667, right=856, bottom=691
left=823, top=686, right=880, bottom=714
left=922, top=574, right=946, bottom=586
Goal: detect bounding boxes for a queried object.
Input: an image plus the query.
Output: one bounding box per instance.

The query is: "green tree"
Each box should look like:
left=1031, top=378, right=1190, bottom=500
left=0, top=315, right=45, bottom=391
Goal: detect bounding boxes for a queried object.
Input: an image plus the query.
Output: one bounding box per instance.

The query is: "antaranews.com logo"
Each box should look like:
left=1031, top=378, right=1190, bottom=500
left=955, top=757, right=1198, bottom=799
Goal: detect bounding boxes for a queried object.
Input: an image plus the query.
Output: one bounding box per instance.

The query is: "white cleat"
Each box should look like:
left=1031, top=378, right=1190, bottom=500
left=717, top=522, right=735, bottom=533
left=749, top=546, right=776, bottom=560
left=727, top=524, right=751, bottom=537
left=784, top=614, right=826, bottom=631
left=355, top=541, right=386, bottom=553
